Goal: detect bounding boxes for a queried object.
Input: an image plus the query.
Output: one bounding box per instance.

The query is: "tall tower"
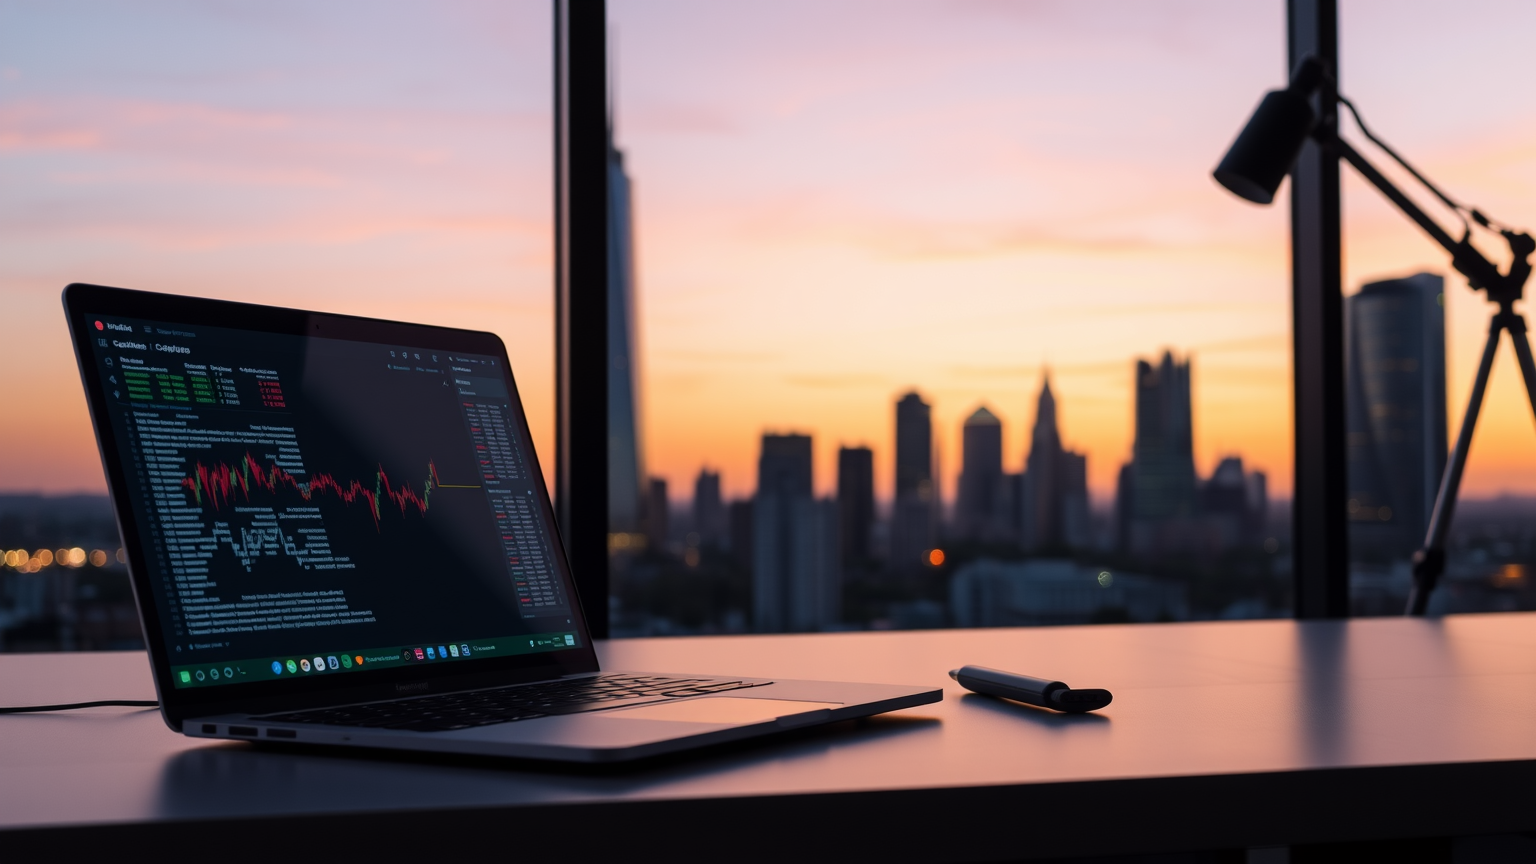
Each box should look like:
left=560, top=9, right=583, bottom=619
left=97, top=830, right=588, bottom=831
left=752, top=434, right=838, bottom=631
left=1020, top=375, right=1089, bottom=551
left=1346, top=273, right=1447, bottom=559
left=644, top=477, right=669, bottom=552
left=606, top=127, right=644, bottom=537
left=1021, top=379, right=1062, bottom=550
left=956, top=406, right=1004, bottom=541
left=892, top=392, right=934, bottom=571
left=837, top=446, right=874, bottom=570
left=693, top=468, right=725, bottom=548
left=1130, top=351, right=1196, bottom=522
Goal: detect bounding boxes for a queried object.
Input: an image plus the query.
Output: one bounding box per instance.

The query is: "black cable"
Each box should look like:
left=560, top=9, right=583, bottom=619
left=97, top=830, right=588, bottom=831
left=0, top=700, right=158, bottom=715
left=1338, top=95, right=1492, bottom=235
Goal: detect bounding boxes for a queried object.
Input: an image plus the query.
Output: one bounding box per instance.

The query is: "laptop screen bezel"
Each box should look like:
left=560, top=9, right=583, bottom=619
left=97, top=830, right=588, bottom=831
left=62, top=283, right=600, bottom=728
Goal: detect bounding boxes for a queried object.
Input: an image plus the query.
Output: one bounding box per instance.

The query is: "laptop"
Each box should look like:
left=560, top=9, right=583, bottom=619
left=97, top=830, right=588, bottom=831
left=63, top=283, right=940, bottom=763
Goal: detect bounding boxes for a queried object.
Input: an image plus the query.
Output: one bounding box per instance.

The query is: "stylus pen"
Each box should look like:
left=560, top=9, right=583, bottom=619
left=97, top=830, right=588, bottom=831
left=949, top=665, right=1113, bottom=714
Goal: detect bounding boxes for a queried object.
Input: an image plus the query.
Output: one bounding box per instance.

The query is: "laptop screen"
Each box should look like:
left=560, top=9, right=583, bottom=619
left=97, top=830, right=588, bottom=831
left=80, top=310, right=582, bottom=690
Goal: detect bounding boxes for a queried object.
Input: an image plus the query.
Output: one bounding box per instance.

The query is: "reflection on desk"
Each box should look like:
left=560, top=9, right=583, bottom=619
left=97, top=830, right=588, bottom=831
left=6, top=615, right=1536, bottom=861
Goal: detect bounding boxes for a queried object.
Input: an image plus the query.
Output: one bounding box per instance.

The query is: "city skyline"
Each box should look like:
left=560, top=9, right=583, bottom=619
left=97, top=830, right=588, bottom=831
left=674, top=356, right=1268, bottom=521
left=12, top=2, right=1536, bottom=511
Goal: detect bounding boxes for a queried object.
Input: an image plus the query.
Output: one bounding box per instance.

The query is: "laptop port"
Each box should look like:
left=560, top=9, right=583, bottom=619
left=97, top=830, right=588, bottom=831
left=228, top=725, right=258, bottom=737
left=266, top=728, right=297, bottom=739
left=202, top=724, right=216, bottom=734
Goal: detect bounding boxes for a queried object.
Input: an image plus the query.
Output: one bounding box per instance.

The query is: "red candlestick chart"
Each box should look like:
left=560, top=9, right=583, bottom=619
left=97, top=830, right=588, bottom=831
left=182, top=452, right=476, bottom=529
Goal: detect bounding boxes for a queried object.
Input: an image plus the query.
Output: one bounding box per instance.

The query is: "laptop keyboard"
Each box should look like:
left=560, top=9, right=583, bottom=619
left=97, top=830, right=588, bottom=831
left=254, top=674, right=765, bottom=732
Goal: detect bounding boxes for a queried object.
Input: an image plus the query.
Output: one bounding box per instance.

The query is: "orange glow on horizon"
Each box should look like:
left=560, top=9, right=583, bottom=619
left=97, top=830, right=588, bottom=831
left=9, top=0, right=1536, bottom=520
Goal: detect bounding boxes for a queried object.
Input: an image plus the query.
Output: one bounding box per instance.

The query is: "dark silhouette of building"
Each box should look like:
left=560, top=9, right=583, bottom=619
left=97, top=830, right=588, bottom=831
left=1020, top=377, right=1090, bottom=551
left=1058, top=450, right=1090, bottom=549
left=728, top=499, right=754, bottom=570
left=607, top=126, right=644, bottom=537
left=892, top=391, right=935, bottom=571
left=1346, top=273, right=1447, bottom=560
left=1120, top=352, right=1196, bottom=554
left=693, top=468, right=725, bottom=548
left=837, top=446, right=874, bottom=569
left=956, top=406, right=1013, bottom=542
left=895, top=392, right=932, bottom=500
left=1115, top=462, right=1136, bottom=552
left=1116, top=352, right=1269, bottom=557
left=752, top=434, right=838, bottom=631
left=1021, top=382, right=1061, bottom=549
left=645, top=477, right=669, bottom=552
left=1131, top=351, right=1196, bottom=520
left=1201, top=456, right=1268, bottom=549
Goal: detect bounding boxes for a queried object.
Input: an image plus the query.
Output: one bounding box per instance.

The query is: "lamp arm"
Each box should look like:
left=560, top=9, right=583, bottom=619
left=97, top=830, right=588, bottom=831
left=1332, top=136, right=1456, bottom=253
left=1330, top=135, right=1509, bottom=294
left=1338, top=96, right=1472, bottom=236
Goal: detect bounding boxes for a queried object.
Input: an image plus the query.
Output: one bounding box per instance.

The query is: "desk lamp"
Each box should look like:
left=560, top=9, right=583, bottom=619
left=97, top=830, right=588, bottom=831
left=1213, top=55, right=1536, bottom=615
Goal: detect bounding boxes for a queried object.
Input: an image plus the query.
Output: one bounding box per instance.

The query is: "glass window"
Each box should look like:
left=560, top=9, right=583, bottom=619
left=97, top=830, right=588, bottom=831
left=1341, top=0, right=1536, bottom=615
left=0, top=1, right=553, bottom=650
left=606, top=0, right=1293, bottom=634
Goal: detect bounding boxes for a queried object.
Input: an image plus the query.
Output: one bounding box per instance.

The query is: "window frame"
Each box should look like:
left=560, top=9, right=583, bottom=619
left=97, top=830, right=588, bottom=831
left=554, top=0, right=1353, bottom=632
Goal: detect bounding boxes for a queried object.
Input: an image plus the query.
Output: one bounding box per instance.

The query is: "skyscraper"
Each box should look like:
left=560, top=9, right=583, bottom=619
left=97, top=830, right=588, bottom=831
left=752, top=434, right=839, bottom=631
left=1130, top=352, right=1196, bottom=523
left=1115, top=462, right=1136, bottom=552
left=837, top=446, right=874, bottom=570
left=1346, top=273, right=1447, bottom=559
left=1058, top=450, right=1091, bottom=550
left=955, top=406, right=1007, bottom=542
left=693, top=468, right=725, bottom=548
left=728, top=499, right=754, bottom=569
left=645, top=477, right=669, bottom=552
left=607, top=128, right=644, bottom=537
left=1019, top=376, right=1090, bottom=551
left=891, top=392, right=934, bottom=571
left=1201, top=456, right=1268, bottom=549
left=1118, top=351, right=1268, bottom=557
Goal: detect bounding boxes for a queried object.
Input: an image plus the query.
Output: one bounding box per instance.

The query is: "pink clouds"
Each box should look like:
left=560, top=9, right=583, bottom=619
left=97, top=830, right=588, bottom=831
left=0, top=1, right=555, bottom=495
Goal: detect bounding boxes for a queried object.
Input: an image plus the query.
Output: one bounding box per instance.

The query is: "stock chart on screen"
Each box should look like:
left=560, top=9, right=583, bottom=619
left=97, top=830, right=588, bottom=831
left=85, top=315, right=575, bottom=688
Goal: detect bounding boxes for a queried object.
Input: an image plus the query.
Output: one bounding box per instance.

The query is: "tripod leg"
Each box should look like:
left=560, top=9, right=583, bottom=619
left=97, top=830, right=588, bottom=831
left=1505, top=313, right=1536, bottom=424
left=1407, top=316, right=1503, bottom=615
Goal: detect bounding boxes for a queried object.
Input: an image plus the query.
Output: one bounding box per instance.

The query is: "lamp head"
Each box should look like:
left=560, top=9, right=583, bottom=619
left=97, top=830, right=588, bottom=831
left=1213, top=56, right=1328, bottom=205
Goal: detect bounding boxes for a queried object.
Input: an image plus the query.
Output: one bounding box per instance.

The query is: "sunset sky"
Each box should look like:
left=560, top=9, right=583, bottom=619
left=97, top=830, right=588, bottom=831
left=5, top=1, right=1536, bottom=514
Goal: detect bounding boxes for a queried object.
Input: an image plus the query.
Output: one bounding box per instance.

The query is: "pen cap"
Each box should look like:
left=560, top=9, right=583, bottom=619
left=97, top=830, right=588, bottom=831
left=1051, top=688, right=1113, bottom=712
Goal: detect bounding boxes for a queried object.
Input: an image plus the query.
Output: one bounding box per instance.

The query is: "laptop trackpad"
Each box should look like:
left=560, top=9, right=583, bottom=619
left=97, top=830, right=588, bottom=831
left=599, top=697, right=840, bottom=725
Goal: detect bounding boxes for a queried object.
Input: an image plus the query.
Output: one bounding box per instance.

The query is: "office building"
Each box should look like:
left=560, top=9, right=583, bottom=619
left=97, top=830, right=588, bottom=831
left=837, top=446, right=874, bottom=570
left=1019, top=377, right=1090, bottom=551
left=1131, top=352, right=1196, bottom=520
left=891, top=391, right=935, bottom=571
left=1058, top=450, right=1091, bottom=550
left=1116, top=352, right=1269, bottom=557
left=1200, top=456, right=1268, bottom=550
left=958, top=405, right=1007, bottom=538
left=1346, top=273, right=1448, bottom=560
left=955, top=406, right=1012, bottom=542
left=802, top=498, right=841, bottom=627
left=1115, top=462, right=1136, bottom=552
left=1120, top=352, right=1197, bottom=554
left=645, top=477, right=669, bottom=552
left=606, top=130, right=645, bottom=537
left=693, top=468, right=726, bottom=548
left=728, top=499, right=754, bottom=569
left=752, top=434, right=839, bottom=631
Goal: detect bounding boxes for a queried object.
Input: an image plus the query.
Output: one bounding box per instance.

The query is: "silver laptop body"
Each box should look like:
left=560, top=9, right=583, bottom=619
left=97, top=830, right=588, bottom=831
left=64, top=283, right=939, bottom=763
